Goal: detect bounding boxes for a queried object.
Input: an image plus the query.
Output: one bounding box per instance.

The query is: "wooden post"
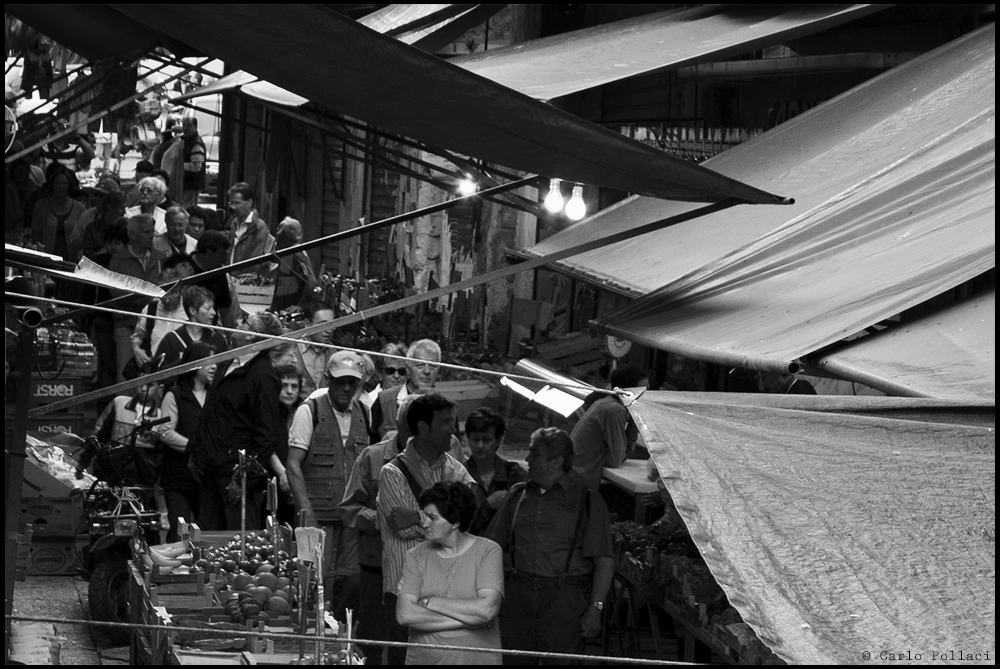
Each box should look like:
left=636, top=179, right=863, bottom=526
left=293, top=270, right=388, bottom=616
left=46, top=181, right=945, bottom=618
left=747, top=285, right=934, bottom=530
left=4, top=326, right=35, bottom=656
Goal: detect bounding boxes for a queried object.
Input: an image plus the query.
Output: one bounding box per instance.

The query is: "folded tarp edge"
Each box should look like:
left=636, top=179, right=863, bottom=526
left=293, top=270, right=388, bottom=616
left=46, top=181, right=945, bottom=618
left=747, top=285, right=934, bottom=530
left=811, top=356, right=943, bottom=399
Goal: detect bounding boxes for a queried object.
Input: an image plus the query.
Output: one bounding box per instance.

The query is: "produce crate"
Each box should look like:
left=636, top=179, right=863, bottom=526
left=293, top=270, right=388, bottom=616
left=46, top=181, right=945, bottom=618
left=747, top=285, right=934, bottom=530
left=617, top=552, right=655, bottom=586
left=234, top=283, right=273, bottom=314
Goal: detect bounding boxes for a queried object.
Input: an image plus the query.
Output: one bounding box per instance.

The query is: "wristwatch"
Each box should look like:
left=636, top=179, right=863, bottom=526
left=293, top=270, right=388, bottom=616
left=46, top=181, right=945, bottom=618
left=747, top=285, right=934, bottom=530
left=591, top=601, right=604, bottom=612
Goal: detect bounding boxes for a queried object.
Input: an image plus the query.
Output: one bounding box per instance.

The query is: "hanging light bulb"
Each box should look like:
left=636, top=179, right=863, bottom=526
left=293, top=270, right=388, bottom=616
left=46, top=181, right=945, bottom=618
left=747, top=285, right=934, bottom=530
left=565, top=184, right=587, bottom=221
left=457, top=175, right=478, bottom=196
left=543, top=178, right=565, bottom=213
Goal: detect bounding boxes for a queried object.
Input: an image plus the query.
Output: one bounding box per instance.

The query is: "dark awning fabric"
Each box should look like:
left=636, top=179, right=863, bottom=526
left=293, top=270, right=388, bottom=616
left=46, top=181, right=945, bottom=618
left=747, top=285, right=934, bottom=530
left=107, top=4, right=787, bottom=206
left=812, top=290, right=996, bottom=402
left=6, top=4, right=194, bottom=62
left=630, top=391, right=995, bottom=665
left=171, top=4, right=505, bottom=106
left=520, top=25, right=995, bottom=375
left=452, top=4, right=888, bottom=101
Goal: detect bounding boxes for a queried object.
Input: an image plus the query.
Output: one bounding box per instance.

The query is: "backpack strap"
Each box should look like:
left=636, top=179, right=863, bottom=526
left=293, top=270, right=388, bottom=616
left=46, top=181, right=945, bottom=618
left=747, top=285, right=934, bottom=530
left=390, top=454, right=424, bottom=502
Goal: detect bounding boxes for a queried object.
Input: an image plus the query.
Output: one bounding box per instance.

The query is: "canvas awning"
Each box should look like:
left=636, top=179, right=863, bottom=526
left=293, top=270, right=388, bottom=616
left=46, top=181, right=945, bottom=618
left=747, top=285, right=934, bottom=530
left=811, top=290, right=996, bottom=402
left=107, top=3, right=788, bottom=206
left=519, top=24, right=995, bottom=376
left=452, top=4, right=889, bottom=101
left=630, top=390, right=995, bottom=665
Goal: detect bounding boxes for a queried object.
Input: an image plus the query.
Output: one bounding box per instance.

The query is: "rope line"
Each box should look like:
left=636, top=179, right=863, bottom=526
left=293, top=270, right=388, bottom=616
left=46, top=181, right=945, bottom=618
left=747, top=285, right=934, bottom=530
left=5, top=614, right=697, bottom=666
left=9, top=291, right=619, bottom=399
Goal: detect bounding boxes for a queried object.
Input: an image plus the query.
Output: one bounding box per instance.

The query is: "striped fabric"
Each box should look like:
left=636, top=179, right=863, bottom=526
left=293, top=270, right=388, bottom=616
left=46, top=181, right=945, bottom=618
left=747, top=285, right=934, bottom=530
left=376, top=440, right=474, bottom=594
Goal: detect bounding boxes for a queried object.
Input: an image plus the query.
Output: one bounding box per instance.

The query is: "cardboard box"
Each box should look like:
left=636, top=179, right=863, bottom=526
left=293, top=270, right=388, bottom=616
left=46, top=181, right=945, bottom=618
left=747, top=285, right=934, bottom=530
left=26, top=536, right=88, bottom=575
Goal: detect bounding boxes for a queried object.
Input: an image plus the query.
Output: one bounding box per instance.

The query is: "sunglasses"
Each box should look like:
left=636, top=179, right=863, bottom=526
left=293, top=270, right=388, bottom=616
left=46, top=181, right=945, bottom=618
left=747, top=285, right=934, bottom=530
left=382, top=367, right=408, bottom=376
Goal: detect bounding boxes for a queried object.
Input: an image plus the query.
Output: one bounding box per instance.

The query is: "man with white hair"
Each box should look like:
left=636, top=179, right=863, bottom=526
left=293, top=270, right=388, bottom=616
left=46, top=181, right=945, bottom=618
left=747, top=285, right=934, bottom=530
left=125, top=176, right=168, bottom=235
left=108, top=214, right=166, bottom=381
left=369, top=339, right=443, bottom=440
left=153, top=206, right=197, bottom=256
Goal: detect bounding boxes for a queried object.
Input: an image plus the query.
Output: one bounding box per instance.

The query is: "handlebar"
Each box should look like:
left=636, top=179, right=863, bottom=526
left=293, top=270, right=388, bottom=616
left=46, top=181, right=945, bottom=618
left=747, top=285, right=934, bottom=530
left=141, top=415, right=171, bottom=429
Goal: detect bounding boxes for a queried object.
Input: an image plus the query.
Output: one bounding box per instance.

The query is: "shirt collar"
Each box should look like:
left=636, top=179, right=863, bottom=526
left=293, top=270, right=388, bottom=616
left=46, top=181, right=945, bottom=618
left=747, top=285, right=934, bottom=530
left=529, top=471, right=575, bottom=494
left=467, top=455, right=511, bottom=483
left=402, top=439, right=446, bottom=470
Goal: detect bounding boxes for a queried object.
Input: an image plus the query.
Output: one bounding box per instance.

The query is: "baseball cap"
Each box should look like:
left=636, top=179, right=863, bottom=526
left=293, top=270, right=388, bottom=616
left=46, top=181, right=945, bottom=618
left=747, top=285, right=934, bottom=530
left=326, top=351, right=364, bottom=379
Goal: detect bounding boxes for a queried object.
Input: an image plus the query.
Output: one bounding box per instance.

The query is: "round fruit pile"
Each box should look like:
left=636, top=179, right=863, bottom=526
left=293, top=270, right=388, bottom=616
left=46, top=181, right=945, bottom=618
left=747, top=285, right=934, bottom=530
left=194, top=530, right=291, bottom=577
left=222, top=563, right=296, bottom=626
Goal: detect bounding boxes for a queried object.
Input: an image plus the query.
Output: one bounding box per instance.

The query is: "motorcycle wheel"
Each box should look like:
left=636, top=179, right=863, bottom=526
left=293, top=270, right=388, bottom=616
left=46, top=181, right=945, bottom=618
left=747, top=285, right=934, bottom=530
left=88, top=557, right=132, bottom=645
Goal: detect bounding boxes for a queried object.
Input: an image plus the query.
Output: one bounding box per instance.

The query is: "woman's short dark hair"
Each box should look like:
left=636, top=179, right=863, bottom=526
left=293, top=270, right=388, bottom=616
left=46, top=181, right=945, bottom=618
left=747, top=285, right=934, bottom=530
left=102, top=220, right=131, bottom=246
left=419, top=481, right=476, bottom=533
left=407, top=393, right=456, bottom=435
left=176, top=341, right=215, bottom=385
left=465, top=407, right=505, bottom=440
left=181, top=285, right=214, bottom=317
left=272, top=364, right=301, bottom=383
left=162, top=252, right=194, bottom=273
left=99, top=190, right=125, bottom=214
left=185, top=205, right=210, bottom=222
left=196, top=230, right=231, bottom=254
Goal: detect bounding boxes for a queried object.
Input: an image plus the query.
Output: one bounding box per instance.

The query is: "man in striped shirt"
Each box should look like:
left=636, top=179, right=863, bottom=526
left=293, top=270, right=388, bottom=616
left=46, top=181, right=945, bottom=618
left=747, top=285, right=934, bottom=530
left=376, top=393, right=474, bottom=665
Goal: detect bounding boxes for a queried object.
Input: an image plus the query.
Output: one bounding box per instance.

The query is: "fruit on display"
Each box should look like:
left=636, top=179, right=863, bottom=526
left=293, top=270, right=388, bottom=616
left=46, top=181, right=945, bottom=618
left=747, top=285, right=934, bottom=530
left=147, top=539, right=197, bottom=570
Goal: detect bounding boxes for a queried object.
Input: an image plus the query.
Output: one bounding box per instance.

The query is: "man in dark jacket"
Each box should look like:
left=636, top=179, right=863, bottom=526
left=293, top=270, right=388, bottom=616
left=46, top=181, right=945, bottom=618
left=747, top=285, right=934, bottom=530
left=188, top=312, right=289, bottom=531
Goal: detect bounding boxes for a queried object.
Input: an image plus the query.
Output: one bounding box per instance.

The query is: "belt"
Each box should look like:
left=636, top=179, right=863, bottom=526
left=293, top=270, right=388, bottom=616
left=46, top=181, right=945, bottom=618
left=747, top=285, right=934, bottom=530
left=510, top=571, right=590, bottom=588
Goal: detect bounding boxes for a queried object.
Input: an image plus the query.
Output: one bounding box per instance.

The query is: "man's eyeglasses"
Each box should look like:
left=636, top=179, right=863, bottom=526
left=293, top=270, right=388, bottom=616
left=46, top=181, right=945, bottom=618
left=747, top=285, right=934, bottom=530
left=138, top=186, right=157, bottom=194
left=382, top=367, right=407, bottom=376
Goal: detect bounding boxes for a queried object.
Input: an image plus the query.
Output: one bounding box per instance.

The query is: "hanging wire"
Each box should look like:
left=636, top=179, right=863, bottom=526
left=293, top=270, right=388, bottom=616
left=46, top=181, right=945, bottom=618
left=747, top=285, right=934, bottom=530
left=5, top=614, right=699, bottom=666
left=7, top=291, right=622, bottom=400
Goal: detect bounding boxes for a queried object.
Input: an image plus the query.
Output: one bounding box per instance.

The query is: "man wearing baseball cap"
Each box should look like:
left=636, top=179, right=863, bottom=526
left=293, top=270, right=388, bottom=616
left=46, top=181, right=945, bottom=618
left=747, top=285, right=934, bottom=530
left=287, top=350, right=371, bottom=618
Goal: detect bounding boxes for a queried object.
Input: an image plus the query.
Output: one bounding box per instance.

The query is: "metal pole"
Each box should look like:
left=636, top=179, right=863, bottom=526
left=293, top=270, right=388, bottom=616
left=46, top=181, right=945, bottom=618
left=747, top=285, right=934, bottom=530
left=239, top=451, right=247, bottom=560
left=4, top=326, right=35, bottom=658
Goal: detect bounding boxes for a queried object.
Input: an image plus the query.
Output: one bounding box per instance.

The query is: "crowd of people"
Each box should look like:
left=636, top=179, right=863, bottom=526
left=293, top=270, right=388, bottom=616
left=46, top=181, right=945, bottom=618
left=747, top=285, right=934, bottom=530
left=86, top=310, right=645, bottom=664
left=8, top=118, right=652, bottom=666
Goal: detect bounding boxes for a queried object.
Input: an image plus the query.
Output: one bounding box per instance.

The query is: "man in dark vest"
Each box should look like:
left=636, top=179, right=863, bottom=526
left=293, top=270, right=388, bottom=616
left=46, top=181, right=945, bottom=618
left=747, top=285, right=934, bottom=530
left=179, top=116, right=207, bottom=207
left=287, top=350, right=371, bottom=616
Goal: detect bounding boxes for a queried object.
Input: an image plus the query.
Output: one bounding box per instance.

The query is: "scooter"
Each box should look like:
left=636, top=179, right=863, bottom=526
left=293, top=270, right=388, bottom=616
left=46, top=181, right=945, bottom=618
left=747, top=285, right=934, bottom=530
left=75, top=416, right=169, bottom=644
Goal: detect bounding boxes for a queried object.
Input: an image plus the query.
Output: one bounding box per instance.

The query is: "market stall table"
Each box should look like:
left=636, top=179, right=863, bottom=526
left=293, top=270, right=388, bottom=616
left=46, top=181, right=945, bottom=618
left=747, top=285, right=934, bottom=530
left=602, top=459, right=659, bottom=524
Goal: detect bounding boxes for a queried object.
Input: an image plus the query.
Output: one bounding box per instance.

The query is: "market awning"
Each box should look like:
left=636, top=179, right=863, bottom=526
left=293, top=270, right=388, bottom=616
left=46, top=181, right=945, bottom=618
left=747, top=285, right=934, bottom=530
left=108, top=3, right=788, bottom=206
left=811, top=289, right=996, bottom=402
left=519, top=24, right=995, bottom=375
left=451, top=4, right=889, bottom=101
left=171, top=4, right=506, bottom=106
left=630, top=390, right=995, bottom=665
left=6, top=3, right=195, bottom=62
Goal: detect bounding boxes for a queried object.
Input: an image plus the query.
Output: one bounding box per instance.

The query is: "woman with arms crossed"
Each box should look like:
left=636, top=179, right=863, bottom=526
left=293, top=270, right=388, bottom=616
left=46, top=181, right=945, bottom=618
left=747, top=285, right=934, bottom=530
left=396, top=481, right=504, bottom=665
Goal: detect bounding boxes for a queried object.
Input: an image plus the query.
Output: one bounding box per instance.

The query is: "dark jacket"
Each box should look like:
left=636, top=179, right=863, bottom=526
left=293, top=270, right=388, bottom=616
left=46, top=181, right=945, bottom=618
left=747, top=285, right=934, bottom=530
left=182, top=134, right=207, bottom=192
left=226, top=211, right=275, bottom=276
left=464, top=455, right=527, bottom=535
left=189, top=352, right=286, bottom=476
left=161, top=382, right=203, bottom=490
